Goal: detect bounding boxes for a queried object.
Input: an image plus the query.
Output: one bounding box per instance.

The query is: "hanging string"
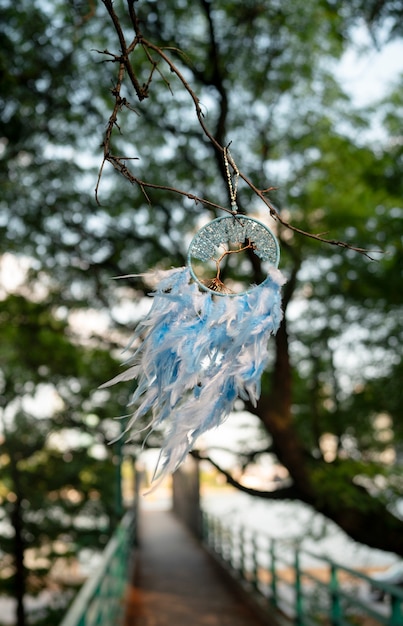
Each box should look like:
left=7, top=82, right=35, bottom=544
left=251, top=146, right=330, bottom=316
left=224, top=146, right=239, bottom=214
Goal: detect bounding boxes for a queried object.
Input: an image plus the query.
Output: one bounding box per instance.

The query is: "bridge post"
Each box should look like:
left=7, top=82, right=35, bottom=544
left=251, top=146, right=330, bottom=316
left=269, top=540, right=278, bottom=607
left=172, top=454, right=202, bottom=537
left=330, top=563, right=342, bottom=626
left=294, top=548, right=303, bottom=626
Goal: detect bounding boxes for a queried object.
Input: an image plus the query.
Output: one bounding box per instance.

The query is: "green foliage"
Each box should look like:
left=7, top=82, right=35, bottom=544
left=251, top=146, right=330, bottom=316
left=0, top=293, right=122, bottom=624
left=310, top=460, right=382, bottom=511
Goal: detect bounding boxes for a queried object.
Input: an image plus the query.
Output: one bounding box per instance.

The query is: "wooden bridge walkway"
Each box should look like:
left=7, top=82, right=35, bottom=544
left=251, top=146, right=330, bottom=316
left=124, top=508, right=273, bottom=626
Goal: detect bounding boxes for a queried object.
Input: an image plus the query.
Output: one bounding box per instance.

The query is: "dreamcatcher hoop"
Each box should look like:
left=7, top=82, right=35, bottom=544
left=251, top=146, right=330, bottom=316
left=187, top=215, right=280, bottom=296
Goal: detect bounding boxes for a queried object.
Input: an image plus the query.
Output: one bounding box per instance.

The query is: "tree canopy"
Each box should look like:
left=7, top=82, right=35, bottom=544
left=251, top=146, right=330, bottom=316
left=1, top=4, right=402, bottom=606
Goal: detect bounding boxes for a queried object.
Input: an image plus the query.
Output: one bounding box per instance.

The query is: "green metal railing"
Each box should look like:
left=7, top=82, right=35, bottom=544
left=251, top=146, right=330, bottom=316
left=202, top=511, right=403, bottom=626
left=59, top=508, right=137, bottom=626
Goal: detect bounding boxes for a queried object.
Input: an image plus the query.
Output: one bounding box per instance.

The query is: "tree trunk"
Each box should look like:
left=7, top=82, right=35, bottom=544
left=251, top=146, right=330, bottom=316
left=254, top=268, right=403, bottom=556
left=10, top=458, right=26, bottom=626
left=258, top=317, right=315, bottom=501
left=257, top=258, right=315, bottom=501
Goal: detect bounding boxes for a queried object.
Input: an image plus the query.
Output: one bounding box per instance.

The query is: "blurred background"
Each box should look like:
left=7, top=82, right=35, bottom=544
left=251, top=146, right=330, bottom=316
left=0, top=1, right=402, bottom=624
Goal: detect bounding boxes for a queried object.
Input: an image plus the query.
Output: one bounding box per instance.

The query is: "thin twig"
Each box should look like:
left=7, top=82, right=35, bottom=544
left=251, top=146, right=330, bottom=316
left=102, top=0, right=147, bottom=100
left=141, top=44, right=173, bottom=95
left=127, top=0, right=141, bottom=37
left=102, top=154, right=236, bottom=215
left=141, top=37, right=222, bottom=152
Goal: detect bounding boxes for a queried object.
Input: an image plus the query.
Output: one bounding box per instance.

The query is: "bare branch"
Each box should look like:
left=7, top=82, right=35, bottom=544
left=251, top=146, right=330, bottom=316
left=100, top=154, right=237, bottom=215
left=141, top=37, right=222, bottom=151
left=101, top=0, right=147, bottom=100
left=127, top=0, right=141, bottom=37
left=97, top=1, right=380, bottom=259
left=191, top=450, right=299, bottom=500
left=141, top=44, right=173, bottom=95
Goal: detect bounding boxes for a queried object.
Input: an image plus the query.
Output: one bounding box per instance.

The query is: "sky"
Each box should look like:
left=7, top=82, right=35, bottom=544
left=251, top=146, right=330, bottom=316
left=335, top=26, right=403, bottom=107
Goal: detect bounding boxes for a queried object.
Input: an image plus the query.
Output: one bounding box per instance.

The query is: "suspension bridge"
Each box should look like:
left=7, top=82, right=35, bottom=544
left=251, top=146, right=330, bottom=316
left=58, top=464, right=403, bottom=626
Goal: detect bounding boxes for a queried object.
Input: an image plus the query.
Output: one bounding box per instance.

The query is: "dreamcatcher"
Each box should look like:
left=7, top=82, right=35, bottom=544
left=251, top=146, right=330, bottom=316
left=101, top=151, right=286, bottom=483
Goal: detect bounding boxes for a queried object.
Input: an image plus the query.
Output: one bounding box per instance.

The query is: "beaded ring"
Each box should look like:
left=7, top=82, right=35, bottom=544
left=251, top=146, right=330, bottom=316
left=187, top=215, right=280, bottom=296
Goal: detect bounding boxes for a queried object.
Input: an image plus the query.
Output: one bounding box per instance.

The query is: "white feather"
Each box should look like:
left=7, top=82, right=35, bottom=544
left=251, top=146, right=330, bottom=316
left=101, top=265, right=286, bottom=483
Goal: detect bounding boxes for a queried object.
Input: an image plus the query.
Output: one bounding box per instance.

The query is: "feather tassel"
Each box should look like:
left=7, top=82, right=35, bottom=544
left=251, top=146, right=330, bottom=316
left=101, top=263, right=286, bottom=482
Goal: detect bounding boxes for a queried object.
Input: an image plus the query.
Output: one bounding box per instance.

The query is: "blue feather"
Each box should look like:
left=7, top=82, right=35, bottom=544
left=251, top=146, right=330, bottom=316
left=101, top=265, right=286, bottom=484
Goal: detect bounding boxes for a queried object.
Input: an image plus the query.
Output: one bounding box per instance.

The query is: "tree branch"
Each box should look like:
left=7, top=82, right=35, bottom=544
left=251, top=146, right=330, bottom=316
left=191, top=450, right=300, bottom=500
left=102, top=0, right=147, bottom=99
